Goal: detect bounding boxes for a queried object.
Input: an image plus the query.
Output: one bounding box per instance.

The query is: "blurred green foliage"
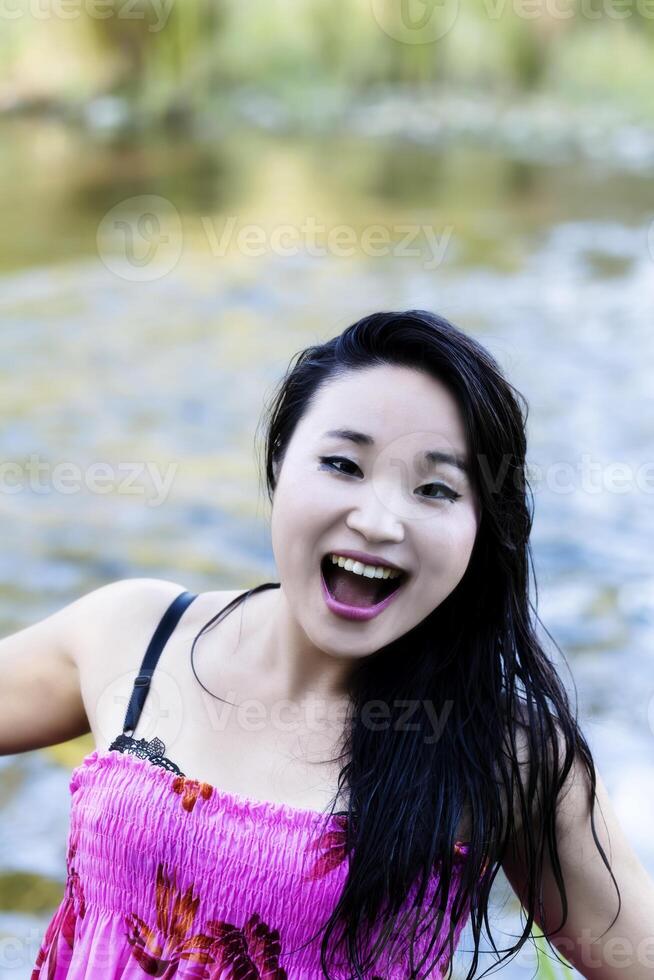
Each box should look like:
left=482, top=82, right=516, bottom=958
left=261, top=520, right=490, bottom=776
left=44, top=733, right=95, bottom=770
left=2, top=0, right=654, bottom=119
left=0, top=871, right=65, bottom=912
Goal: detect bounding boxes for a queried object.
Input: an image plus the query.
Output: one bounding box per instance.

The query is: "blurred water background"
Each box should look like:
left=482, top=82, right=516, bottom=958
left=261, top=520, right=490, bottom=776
left=1, top=3, right=653, bottom=977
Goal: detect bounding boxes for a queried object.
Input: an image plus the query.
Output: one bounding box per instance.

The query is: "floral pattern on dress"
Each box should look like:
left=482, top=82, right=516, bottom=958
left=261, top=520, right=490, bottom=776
left=306, top=815, right=467, bottom=882
left=203, top=914, right=287, bottom=979
left=124, top=862, right=217, bottom=976
left=171, top=775, right=214, bottom=813
left=124, top=862, right=288, bottom=978
left=304, top=814, right=349, bottom=880
left=304, top=821, right=471, bottom=978
left=31, top=833, right=86, bottom=979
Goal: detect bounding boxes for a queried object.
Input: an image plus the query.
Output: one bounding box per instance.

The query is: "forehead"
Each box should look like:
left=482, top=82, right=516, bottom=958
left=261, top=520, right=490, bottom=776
left=298, top=365, right=469, bottom=454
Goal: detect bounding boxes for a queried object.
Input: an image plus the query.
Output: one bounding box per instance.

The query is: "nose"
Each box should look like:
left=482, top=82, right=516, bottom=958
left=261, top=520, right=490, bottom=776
left=345, top=487, right=405, bottom=545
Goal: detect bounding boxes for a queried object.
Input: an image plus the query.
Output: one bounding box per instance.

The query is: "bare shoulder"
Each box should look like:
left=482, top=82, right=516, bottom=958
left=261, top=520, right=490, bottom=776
left=68, top=579, right=248, bottom=745
left=68, top=578, right=242, bottom=666
left=0, top=577, right=212, bottom=756
left=65, top=578, right=189, bottom=666
left=67, top=578, right=246, bottom=673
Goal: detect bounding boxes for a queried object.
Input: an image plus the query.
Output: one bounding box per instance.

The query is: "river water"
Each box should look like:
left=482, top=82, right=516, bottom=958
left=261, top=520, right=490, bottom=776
left=0, top=115, right=652, bottom=978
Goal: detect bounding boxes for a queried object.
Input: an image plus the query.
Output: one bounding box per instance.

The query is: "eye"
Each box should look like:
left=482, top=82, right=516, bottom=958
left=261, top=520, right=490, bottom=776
left=417, top=483, right=462, bottom=503
left=318, top=455, right=360, bottom=477
left=318, top=456, right=461, bottom=502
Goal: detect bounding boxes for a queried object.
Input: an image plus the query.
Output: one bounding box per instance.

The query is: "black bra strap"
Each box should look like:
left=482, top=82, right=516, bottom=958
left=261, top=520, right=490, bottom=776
left=122, top=590, right=198, bottom=735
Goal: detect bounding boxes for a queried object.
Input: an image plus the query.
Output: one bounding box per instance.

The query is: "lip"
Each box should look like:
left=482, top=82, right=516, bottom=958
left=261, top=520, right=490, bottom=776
left=323, top=549, right=407, bottom=574
left=320, top=566, right=406, bottom=622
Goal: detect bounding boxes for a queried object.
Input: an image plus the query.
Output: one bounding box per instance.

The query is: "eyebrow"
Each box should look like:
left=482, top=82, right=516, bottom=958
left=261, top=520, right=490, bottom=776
left=322, top=429, right=469, bottom=475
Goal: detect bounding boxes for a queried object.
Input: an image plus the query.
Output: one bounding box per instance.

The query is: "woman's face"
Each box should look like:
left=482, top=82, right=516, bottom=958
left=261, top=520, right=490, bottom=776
left=270, top=364, right=480, bottom=658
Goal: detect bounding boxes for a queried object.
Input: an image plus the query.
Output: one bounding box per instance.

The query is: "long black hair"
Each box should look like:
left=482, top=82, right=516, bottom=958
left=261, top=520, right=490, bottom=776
left=189, top=310, right=620, bottom=978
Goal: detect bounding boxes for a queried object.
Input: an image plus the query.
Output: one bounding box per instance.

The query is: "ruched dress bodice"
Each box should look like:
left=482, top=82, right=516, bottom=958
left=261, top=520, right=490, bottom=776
left=31, top=747, right=472, bottom=978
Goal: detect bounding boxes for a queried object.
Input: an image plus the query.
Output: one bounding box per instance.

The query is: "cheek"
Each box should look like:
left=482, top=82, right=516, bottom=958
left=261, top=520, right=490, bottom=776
left=271, top=469, right=344, bottom=550
left=270, top=470, right=331, bottom=566
left=274, top=465, right=339, bottom=527
left=422, top=506, right=478, bottom=579
left=277, top=459, right=315, bottom=500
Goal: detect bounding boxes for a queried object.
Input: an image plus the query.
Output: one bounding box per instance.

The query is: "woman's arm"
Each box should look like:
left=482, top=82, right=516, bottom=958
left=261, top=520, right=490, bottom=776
left=0, top=577, right=182, bottom=755
left=502, top=755, right=654, bottom=978
left=0, top=597, right=89, bottom=755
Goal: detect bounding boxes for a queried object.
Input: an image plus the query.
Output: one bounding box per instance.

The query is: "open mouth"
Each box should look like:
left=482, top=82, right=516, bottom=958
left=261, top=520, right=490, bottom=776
left=320, top=555, right=407, bottom=609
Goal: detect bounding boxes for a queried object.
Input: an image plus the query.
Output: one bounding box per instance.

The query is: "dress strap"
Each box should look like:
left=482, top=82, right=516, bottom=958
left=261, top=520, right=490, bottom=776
left=122, top=590, right=198, bottom=736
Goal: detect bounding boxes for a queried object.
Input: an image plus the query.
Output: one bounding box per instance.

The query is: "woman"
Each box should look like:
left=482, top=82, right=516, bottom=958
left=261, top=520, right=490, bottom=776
left=2, top=310, right=652, bottom=978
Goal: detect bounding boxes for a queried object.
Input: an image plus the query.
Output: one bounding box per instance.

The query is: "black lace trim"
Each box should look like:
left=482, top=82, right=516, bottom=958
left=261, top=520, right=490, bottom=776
left=108, top=733, right=185, bottom=777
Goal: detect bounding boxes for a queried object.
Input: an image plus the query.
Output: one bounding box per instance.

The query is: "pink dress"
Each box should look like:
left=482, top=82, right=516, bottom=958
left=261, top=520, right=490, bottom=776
left=31, top=591, right=473, bottom=979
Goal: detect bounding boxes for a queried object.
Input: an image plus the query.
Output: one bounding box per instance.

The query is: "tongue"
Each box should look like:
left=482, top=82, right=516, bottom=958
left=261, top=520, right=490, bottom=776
left=329, top=567, right=381, bottom=608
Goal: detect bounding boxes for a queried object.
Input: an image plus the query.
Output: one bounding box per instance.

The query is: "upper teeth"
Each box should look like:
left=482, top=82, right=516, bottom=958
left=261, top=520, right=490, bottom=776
left=329, top=554, right=402, bottom=579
